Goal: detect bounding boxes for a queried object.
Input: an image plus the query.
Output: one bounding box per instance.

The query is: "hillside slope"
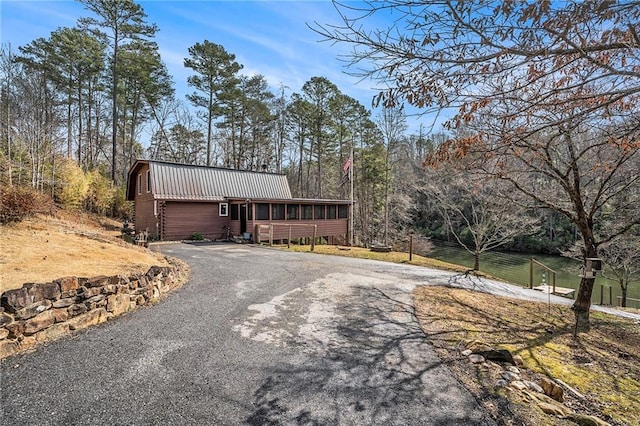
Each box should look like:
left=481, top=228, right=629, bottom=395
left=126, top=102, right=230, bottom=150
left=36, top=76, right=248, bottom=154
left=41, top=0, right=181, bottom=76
left=0, top=211, right=168, bottom=293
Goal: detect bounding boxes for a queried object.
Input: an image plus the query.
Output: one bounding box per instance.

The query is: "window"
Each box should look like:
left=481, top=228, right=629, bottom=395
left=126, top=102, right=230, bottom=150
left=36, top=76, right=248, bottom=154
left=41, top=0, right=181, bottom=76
left=338, top=205, right=348, bottom=219
left=230, top=204, right=239, bottom=220
left=219, top=203, right=228, bottom=217
left=247, top=204, right=253, bottom=220
left=327, top=205, right=337, bottom=219
left=137, top=174, right=142, bottom=195
left=287, top=204, right=299, bottom=220
left=146, top=169, right=151, bottom=193
left=314, top=205, right=325, bottom=219
left=302, top=205, right=313, bottom=220
left=256, top=203, right=269, bottom=220
left=272, top=204, right=285, bottom=220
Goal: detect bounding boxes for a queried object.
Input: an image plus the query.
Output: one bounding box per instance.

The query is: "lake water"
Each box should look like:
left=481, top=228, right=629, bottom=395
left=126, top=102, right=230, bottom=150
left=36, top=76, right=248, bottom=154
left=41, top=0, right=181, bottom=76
left=429, top=245, right=640, bottom=308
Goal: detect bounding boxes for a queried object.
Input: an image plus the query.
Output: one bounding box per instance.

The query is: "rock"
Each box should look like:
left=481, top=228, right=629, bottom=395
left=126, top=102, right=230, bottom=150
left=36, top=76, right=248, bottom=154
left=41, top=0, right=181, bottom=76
left=60, top=289, right=77, bottom=298
left=565, top=413, right=611, bottom=426
left=107, top=294, right=130, bottom=316
left=461, top=349, right=472, bottom=356
left=52, top=297, right=77, bottom=309
left=0, top=313, right=13, bottom=327
left=56, top=276, right=79, bottom=292
left=85, top=294, right=106, bottom=305
left=524, top=381, right=544, bottom=393
left=135, top=295, right=146, bottom=306
left=14, top=300, right=52, bottom=321
left=23, top=282, right=60, bottom=303
left=23, top=310, right=55, bottom=335
left=34, top=323, right=70, bottom=343
left=68, top=304, right=88, bottom=317
left=85, top=276, right=110, bottom=288
left=0, top=339, right=19, bottom=359
left=103, top=285, right=118, bottom=295
left=475, top=349, right=515, bottom=365
left=540, top=377, right=564, bottom=402
left=53, top=308, right=69, bottom=323
left=468, top=354, right=485, bottom=364
left=512, top=354, right=525, bottom=367
left=508, top=380, right=528, bottom=391
left=0, top=328, right=9, bottom=340
left=502, top=371, right=520, bottom=382
left=67, top=308, right=107, bottom=331
left=1, top=288, right=33, bottom=313
left=81, top=286, right=103, bottom=299
left=506, top=366, right=520, bottom=374
left=538, top=401, right=572, bottom=417
left=496, top=379, right=508, bottom=387
left=5, top=321, right=25, bottom=339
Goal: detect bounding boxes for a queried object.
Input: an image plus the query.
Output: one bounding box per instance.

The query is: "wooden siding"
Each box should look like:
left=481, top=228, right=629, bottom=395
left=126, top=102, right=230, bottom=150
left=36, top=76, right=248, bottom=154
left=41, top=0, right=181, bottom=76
left=133, top=163, right=159, bottom=238
left=161, top=202, right=229, bottom=241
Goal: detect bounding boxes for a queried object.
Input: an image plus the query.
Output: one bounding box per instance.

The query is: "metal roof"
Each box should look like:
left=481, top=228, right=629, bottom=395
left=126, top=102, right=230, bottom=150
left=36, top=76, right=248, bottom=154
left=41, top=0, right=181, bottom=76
left=149, top=161, right=292, bottom=201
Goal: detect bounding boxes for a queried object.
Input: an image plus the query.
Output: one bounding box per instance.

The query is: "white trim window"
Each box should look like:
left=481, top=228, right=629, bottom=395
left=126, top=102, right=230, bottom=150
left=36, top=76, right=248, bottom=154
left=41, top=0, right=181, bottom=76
left=219, top=202, right=229, bottom=217
left=137, top=174, right=142, bottom=195
left=146, top=169, right=151, bottom=193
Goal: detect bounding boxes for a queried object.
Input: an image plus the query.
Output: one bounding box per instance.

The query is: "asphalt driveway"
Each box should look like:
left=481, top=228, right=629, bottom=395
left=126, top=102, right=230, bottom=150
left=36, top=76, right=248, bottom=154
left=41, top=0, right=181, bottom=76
left=2, top=242, right=554, bottom=425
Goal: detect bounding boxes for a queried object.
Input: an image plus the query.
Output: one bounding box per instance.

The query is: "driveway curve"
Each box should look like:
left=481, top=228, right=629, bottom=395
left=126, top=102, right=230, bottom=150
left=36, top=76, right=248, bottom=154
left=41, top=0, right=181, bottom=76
left=4, top=243, right=629, bottom=425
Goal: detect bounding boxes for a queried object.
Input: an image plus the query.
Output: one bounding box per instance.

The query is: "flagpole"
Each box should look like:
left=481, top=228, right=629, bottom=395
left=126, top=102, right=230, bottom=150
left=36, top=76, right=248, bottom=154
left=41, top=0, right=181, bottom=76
left=349, top=142, right=354, bottom=247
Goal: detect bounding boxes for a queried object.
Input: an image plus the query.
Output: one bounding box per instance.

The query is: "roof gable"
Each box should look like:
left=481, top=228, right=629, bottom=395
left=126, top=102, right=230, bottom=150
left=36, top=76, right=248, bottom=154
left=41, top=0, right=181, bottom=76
left=128, top=160, right=292, bottom=201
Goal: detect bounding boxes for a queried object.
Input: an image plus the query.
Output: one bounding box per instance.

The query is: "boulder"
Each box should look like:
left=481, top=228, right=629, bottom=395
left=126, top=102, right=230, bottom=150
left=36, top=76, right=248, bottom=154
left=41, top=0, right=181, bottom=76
left=52, top=297, right=77, bottom=309
left=538, top=401, right=571, bottom=417
left=34, top=323, right=70, bottom=343
left=107, top=294, right=130, bottom=316
left=5, top=321, right=25, bottom=339
left=0, top=313, right=13, bottom=327
left=0, top=328, right=9, bottom=340
left=23, top=282, right=60, bottom=303
left=0, top=339, right=18, bottom=359
left=81, top=286, right=103, bottom=299
left=56, top=276, right=79, bottom=292
left=524, top=381, right=544, bottom=393
left=85, top=275, right=110, bottom=288
left=540, top=377, right=564, bottom=402
left=468, top=354, right=485, bottom=364
left=15, top=300, right=52, bottom=321
left=67, top=308, right=107, bottom=331
left=68, top=304, right=88, bottom=317
left=53, top=308, right=69, bottom=323
left=565, top=413, right=611, bottom=426
left=1, top=288, right=33, bottom=313
left=24, top=310, right=55, bottom=335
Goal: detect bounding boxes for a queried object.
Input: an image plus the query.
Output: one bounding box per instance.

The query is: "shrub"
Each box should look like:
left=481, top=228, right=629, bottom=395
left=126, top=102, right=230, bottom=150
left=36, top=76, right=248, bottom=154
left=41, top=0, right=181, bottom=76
left=0, top=186, right=54, bottom=224
left=55, top=159, right=89, bottom=211
left=190, top=232, right=204, bottom=241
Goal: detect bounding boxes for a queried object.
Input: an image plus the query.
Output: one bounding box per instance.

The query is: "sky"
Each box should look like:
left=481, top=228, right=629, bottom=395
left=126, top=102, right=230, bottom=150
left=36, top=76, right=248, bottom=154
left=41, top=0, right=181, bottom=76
left=1, top=0, right=436, bottom=135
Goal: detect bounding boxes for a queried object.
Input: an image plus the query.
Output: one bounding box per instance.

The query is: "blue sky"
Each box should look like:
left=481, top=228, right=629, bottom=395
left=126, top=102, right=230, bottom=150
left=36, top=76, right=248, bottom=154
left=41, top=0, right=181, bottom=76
left=1, top=0, right=433, bottom=133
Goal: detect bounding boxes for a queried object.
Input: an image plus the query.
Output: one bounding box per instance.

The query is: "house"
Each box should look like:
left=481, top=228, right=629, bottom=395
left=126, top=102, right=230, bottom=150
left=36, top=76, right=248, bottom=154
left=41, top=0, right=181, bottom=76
left=126, top=159, right=351, bottom=243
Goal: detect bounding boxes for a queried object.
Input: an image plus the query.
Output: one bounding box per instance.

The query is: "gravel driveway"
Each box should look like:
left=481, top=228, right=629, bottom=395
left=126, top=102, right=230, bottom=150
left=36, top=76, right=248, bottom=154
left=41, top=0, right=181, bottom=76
left=4, top=243, right=633, bottom=425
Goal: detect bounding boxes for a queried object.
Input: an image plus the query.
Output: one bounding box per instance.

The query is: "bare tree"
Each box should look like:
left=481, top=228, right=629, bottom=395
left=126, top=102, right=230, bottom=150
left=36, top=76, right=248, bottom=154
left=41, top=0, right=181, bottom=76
left=423, top=166, right=539, bottom=271
left=315, top=1, right=640, bottom=328
left=599, top=235, right=640, bottom=308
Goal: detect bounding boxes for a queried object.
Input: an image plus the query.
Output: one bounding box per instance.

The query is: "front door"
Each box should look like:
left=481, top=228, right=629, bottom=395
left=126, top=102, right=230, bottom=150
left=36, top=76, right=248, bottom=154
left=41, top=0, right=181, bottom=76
left=240, top=204, right=247, bottom=234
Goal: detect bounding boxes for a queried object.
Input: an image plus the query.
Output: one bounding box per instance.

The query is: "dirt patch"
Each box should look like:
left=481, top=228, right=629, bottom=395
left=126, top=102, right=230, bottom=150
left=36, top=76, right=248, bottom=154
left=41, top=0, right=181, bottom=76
left=0, top=212, right=168, bottom=293
left=413, top=286, right=640, bottom=426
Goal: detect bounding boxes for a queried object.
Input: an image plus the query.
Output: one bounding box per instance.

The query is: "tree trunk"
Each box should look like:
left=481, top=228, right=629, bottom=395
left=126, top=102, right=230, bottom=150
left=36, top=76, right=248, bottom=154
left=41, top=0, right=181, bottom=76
left=620, top=282, right=627, bottom=308
left=473, top=252, right=480, bottom=271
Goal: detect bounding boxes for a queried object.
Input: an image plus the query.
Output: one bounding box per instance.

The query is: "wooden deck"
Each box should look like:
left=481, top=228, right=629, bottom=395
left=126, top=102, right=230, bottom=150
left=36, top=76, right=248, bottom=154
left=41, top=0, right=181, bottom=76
left=533, top=285, right=575, bottom=298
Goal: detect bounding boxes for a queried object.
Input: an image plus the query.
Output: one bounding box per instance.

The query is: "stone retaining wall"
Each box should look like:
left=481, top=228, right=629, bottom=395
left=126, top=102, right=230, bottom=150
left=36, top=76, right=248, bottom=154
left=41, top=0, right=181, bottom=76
left=0, top=257, right=189, bottom=360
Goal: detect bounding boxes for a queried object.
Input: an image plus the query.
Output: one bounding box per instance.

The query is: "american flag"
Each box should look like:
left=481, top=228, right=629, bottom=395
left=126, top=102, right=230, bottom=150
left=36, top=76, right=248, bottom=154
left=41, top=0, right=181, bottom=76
left=343, top=157, right=351, bottom=173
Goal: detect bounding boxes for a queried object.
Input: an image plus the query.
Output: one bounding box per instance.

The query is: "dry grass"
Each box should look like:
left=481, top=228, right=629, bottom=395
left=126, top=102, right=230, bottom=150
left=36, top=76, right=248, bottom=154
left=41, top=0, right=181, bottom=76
left=414, top=286, right=640, bottom=426
left=0, top=211, right=168, bottom=293
left=277, top=243, right=469, bottom=272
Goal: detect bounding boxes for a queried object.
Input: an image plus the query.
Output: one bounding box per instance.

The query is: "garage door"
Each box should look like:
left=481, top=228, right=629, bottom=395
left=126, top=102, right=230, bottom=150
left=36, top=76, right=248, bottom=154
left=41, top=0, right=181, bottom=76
left=162, top=202, right=226, bottom=240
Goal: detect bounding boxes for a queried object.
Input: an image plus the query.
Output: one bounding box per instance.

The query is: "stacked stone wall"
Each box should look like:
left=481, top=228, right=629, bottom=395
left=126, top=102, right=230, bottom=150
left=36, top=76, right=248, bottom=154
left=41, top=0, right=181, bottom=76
left=0, top=257, right=189, bottom=359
